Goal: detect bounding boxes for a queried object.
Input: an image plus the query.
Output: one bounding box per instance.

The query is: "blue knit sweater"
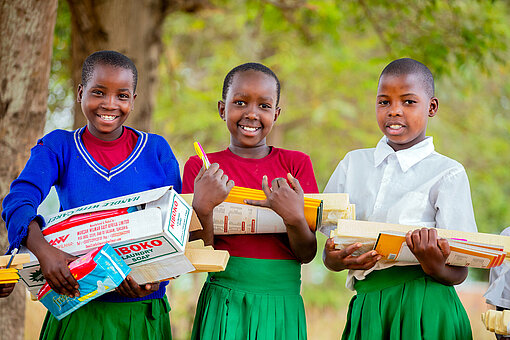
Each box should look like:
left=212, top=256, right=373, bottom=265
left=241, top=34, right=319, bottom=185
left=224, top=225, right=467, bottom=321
left=2, top=126, right=182, bottom=302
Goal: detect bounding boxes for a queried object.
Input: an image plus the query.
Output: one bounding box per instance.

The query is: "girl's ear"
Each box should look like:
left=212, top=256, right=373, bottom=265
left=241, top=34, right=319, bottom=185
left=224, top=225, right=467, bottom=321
left=428, top=97, right=439, bottom=117
left=218, top=100, right=226, bottom=121
left=129, top=93, right=137, bottom=112
left=274, top=107, right=281, bottom=122
left=77, top=84, right=83, bottom=103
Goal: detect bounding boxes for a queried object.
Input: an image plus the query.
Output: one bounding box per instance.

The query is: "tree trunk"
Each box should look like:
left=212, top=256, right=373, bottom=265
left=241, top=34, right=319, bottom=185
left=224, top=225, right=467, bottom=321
left=0, top=0, right=58, bottom=338
left=68, top=0, right=209, bottom=132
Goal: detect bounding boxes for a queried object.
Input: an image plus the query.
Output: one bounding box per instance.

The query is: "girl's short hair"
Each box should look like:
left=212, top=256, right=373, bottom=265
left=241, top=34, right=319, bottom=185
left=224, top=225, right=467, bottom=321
left=81, top=50, right=138, bottom=92
left=222, top=63, right=281, bottom=105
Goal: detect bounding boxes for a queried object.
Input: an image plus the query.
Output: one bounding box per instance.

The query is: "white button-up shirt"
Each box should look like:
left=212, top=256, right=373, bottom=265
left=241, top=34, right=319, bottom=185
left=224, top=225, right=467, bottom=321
left=485, top=227, right=510, bottom=309
left=324, top=136, right=478, bottom=289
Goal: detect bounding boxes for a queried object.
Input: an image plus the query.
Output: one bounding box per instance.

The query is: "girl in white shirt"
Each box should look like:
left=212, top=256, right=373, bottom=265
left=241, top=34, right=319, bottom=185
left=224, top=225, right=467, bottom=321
left=323, top=58, right=477, bottom=340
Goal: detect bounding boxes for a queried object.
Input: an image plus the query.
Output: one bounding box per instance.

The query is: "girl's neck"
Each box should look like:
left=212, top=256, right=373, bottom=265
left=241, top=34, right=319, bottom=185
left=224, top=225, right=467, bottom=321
left=228, top=144, right=271, bottom=159
left=86, top=125, right=124, bottom=142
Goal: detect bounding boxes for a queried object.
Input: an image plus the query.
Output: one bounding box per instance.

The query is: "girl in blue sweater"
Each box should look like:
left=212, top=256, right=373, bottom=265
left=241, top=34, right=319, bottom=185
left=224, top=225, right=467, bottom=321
left=2, top=51, right=181, bottom=339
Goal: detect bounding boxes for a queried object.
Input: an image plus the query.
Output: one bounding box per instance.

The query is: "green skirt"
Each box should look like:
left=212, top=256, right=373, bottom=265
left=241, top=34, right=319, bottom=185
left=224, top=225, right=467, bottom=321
left=342, top=266, right=472, bottom=340
left=191, top=256, right=307, bottom=340
left=39, top=297, right=171, bottom=340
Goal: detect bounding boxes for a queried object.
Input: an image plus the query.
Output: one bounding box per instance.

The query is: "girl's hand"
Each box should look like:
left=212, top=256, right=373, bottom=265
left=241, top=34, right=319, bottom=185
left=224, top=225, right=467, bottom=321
left=406, top=228, right=467, bottom=285
left=0, top=283, right=16, bottom=298
left=26, top=220, right=79, bottom=297
left=37, top=244, right=80, bottom=297
left=245, top=174, right=304, bottom=227
left=245, top=173, right=317, bottom=263
left=192, top=163, right=234, bottom=217
left=323, top=238, right=381, bottom=271
left=190, top=163, right=234, bottom=246
left=115, top=276, right=160, bottom=298
left=405, top=228, right=449, bottom=276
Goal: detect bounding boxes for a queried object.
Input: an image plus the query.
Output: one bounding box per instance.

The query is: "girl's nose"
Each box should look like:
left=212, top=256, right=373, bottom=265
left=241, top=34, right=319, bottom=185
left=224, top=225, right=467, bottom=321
left=101, top=95, right=117, bottom=110
left=388, top=104, right=403, bottom=116
left=245, top=106, right=258, bottom=119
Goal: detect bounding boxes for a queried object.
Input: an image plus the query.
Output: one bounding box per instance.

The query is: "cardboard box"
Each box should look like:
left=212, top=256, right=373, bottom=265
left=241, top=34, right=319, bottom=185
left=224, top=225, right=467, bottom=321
left=19, top=186, right=194, bottom=295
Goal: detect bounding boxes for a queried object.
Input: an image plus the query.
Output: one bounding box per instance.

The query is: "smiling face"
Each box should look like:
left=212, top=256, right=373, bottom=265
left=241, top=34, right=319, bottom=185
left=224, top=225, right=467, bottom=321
left=77, top=63, right=136, bottom=141
left=218, top=70, right=281, bottom=158
left=376, top=73, right=438, bottom=151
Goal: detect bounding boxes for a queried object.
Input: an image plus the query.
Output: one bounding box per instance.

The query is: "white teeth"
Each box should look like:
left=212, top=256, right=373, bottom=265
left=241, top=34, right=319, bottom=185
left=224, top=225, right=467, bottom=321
left=241, top=126, right=258, bottom=132
left=101, top=115, right=116, bottom=121
left=389, top=124, right=402, bottom=129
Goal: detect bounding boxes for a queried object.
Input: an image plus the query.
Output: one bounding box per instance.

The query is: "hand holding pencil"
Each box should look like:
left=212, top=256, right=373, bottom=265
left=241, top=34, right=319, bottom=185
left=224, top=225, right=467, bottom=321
left=192, top=141, right=234, bottom=217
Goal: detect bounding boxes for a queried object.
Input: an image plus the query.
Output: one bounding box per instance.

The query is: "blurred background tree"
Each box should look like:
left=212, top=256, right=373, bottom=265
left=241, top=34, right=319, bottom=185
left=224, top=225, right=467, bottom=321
left=12, top=0, right=510, bottom=338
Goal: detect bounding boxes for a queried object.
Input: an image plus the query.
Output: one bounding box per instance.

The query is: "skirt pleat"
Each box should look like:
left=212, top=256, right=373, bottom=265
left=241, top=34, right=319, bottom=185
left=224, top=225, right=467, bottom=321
left=342, top=266, right=472, bottom=340
left=191, top=256, right=307, bottom=340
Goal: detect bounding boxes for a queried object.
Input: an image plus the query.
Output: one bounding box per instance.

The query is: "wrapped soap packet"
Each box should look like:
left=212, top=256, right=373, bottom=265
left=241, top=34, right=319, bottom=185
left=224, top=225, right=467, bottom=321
left=38, top=243, right=130, bottom=320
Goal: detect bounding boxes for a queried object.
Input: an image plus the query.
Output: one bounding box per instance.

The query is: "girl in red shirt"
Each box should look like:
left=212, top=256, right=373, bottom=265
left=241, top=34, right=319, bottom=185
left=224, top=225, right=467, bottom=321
left=183, top=63, right=318, bottom=340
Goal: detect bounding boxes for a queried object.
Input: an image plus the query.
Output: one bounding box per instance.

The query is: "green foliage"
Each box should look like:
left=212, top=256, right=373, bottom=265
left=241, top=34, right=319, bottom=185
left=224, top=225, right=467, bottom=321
left=347, top=0, right=509, bottom=74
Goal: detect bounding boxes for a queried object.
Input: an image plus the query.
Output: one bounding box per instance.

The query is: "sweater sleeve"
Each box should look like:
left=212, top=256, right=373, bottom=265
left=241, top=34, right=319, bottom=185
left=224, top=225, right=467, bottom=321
left=2, top=142, right=61, bottom=252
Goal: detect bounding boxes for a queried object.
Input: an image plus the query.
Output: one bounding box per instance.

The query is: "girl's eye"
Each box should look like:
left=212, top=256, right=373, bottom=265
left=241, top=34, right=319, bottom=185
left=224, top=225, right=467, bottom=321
left=92, top=90, right=103, bottom=96
left=260, top=104, right=271, bottom=109
left=378, top=100, right=389, bottom=105
left=119, top=93, right=129, bottom=99
left=234, top=101, right=245, bottom=106
left=404, top=99, right=416, bottom=104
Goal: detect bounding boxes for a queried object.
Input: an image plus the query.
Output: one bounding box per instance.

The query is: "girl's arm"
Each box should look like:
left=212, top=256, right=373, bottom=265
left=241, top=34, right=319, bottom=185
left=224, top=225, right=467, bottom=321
left=189, top=163, right=234, bottom=246
left=245, top=174, right=317, bottom=263
left=406, top=228, right=467, bottom=285
left=25, top=220, right=80, bottom=297
left=2, top=141, right=60, bottom=253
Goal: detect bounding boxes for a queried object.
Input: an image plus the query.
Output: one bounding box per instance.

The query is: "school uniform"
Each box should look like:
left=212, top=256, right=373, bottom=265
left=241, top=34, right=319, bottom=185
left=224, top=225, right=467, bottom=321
left=2, top=126, right=181, bottom=339
left=183, top=147, right=318, bottom=340
left=325, top=136, right=476, bottom=339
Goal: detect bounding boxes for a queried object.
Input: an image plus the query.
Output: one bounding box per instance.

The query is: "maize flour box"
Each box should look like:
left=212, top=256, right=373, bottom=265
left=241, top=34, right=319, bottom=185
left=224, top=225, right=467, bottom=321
left=20, top=186, right=194, bottom=295
left=38, top=243, right=130, bottom=320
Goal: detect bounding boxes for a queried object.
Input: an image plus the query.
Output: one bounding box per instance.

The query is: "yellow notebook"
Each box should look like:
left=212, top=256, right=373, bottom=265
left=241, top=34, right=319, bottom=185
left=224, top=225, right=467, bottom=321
left=224, top=186, right=323, bottom=231
left=0, top=268, right=20, bottom=283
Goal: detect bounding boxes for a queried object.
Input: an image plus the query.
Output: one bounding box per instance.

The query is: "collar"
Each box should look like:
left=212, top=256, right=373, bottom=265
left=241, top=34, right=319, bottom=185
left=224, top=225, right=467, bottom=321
left=373, top=136, right=435, bottom=172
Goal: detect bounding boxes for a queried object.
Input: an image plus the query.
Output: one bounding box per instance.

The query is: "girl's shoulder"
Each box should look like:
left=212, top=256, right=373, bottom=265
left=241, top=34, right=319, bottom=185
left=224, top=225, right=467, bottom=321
left=39, top=128, right=75, bottom=143
left=36, top=129, right=78, bottom=153
left=335, top=147, right=376, bottom=168
left=272, top=147, right=312, bottom=161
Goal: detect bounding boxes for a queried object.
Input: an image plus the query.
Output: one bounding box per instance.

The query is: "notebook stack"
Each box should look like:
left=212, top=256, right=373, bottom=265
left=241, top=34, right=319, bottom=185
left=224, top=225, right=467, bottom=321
left=182, top=190, right=355, bottom=235
left=0, top=253, right=30, bottom=284
left=331, top=220, right=510, bottom=269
